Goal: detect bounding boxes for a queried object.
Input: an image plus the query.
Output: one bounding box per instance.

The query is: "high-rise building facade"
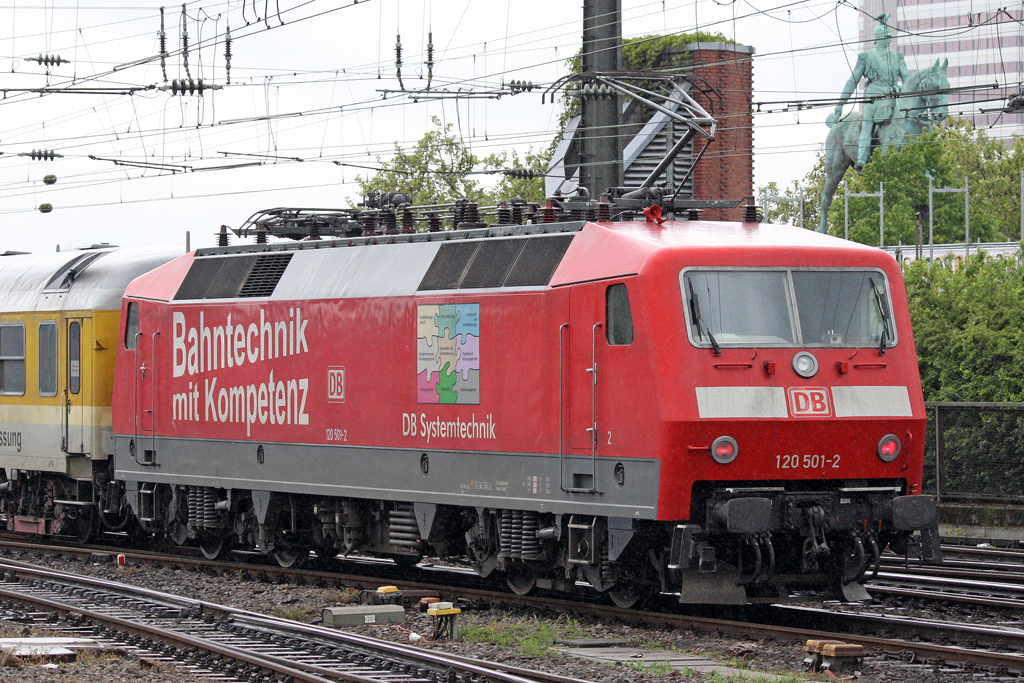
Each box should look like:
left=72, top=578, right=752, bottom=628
left=857, top=0, right=1023, bottom=141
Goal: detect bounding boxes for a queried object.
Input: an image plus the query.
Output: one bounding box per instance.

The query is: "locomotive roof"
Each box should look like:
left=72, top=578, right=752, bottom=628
left=0, top=246, right=183, bottom=313
left=126, top=219, right=893, bottom=303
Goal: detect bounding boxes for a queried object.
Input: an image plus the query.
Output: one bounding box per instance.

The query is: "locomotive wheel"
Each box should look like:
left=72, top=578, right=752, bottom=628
left=506, top=571, right=537, bottom=596
left=273, top=545, right=309, bottom=569
left=72, top=507, right=97, bottom=544
left=607, top=585, right=642, bottom=609
left=199, top=536, right=229, bottom=561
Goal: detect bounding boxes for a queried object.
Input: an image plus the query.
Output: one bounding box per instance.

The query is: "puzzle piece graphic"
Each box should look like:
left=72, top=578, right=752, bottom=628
left=435, top=334, right=460, bottom=373
left=434, top=305, right=460, bottom=340
left=417, top=336, right=438, bottom=378
left=417, top=370, right=439, bottom=403
left=454, top=304, right=480, bottom=343
left=436, top=362, right=458, bottom=403
left=455, top=334, right=479, bottom=380
left=417, top=303, right=479, bottom=405
left=417, top=305, right=440, bottom=345
left=453, top=368, right=479, bottom=403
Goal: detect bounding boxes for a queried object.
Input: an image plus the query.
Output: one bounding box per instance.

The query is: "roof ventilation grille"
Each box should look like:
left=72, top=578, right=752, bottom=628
left=238, top=253, right=293, bottom=297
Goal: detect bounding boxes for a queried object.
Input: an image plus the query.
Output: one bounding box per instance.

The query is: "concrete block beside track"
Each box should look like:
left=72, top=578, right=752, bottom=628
left=322, top=604, right=406, bottom=627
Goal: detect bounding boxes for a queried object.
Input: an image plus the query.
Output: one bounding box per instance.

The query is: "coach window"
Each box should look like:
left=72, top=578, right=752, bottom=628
left=125, top=302, right=139, bottom=350
left=69, top=321, right=81, bottom=395
left=0, top=323, right=25, bottom=396
left=38, top=322, right=57, bottom=397
left=606, top=283, right=635, bottom=345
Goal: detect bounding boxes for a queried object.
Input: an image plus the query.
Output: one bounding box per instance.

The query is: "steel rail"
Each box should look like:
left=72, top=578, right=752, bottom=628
left=0, top=556, right=595, bottom=683
left=0, top=584, right=337, bottom=683
left=6, top=537, right=1024, bottom=672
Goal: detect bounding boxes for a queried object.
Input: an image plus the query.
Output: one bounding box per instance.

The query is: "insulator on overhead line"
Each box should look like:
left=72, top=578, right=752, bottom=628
left=38, top=203, right=53, bottom=214
left=224, top=25, right=232, bottom=85
left=503, top=168, right=536, bottom=179
left=425, top=31, right=434, bottom=88
left=507, top=80, right=535, bottom=94
left=21, top=149, right=61, bottom=161
left=42, top=174, right=57, bottom=185
left=29, top=54, right=69, bottom=67
left=159, top=6, right=168, bottom=82
left=395, top=33, right=404, bottom=90
left=163, top=78, right=220, bottom=96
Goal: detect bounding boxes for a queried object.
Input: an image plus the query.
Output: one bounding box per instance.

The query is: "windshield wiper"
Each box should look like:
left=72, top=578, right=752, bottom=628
left=688, top=279, right=721, bottom=355
left=869, top=277, right=892, bottom=355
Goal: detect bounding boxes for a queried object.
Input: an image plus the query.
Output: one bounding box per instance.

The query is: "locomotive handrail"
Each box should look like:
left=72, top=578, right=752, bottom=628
left=589, top=322, right=602, bottom=493
left=133, top=331, right=142, bottom=464
left=60, top=389, right=68, bottom=453
left=150, top=330, right=159, bottom=463
left=558, top=323, right=567, bottom=493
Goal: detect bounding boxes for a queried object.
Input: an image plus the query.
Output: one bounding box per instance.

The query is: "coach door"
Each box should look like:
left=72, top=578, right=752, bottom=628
left=132, top=304, right=159, bottom=464
left=566, top=284, right=601, bottom=491
left=63, top=316, right=91, bottom=455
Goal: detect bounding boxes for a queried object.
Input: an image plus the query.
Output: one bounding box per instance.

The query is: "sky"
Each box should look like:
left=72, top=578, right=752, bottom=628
left=0, top=0, right=913, bottom=252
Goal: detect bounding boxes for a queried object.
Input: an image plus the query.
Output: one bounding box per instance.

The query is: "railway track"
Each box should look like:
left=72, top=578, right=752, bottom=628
left=0, top=555, right=596, bottom=683
left=4, top=536, right=1024, bottom=676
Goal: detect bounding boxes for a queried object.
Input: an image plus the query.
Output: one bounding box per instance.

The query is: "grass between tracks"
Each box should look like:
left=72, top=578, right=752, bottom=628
left=458, top=613, right=584, bottom=656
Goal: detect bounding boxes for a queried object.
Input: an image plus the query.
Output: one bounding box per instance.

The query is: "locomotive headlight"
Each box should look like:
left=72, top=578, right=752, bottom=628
left=792, top=351, right=819, bottom=378
left=877, top=434, right=901, bottom=462
left=711, top=436, right=738, bottom=464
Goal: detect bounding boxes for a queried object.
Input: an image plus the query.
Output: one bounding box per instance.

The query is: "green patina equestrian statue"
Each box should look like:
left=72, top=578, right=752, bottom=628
left=834, top=15, right=910, bottom=172
left=817, top=15, right=949, bottom=233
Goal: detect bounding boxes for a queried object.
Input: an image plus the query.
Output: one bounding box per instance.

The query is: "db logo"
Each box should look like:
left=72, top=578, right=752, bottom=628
left=327, top=366, right=345, bottom=403
left=787, top=387, right=831, bottom=417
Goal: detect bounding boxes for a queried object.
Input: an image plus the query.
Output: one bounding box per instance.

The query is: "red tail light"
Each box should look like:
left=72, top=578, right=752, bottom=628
left=711, top=436, right=738, bottom=464
left=877, top=434, right=901, bottom=462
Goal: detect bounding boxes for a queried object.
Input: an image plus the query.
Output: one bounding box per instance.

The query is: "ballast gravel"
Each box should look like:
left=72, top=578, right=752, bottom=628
left=0, top=549, right=998, bottom=682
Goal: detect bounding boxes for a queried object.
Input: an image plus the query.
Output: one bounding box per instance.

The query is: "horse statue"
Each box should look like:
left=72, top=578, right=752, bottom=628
left=818, top=58, right=949, bottom=233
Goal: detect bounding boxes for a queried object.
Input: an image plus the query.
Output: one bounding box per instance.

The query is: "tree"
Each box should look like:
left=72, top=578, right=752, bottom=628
left=904, top=252, right=1024, bottom=402
left=352, top=116, right=490, bottom=206
left=813, top=120, right=1024, bottom=245
left=487, top=147, right=547, bottom=203
left=352, top=117, right=547, bottom=207
left=760, top=120, right=1024, bottom=244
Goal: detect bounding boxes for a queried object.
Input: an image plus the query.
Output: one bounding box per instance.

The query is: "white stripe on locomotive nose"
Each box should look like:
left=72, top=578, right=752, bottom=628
left=695, top=387, right=788, bottom=418
left=832, top=386, right=912, bottom=417
left=695, top=385, right=913, bottom=418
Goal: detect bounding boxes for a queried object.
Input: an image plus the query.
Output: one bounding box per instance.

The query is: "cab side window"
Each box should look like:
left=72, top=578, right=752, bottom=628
left=606, top=283, right=634, bottom=345
left=69, top=322, right=81, bottom=395
left=0, top=323, right=26, bottom=395
left=125, top=302, right=139, bottom=350
left=38, top=322, right=57, bottom=397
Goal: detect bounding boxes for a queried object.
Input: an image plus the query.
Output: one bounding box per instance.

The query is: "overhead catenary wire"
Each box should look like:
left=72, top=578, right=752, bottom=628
left=0, top=0, right=1018, bottom=220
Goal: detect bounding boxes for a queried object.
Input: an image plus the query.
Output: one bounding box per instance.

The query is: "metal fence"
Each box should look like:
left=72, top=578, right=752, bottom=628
left=925, top=401, right=1024, bottom=503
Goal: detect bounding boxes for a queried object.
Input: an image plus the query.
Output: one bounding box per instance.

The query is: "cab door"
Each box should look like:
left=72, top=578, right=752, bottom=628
left=63, top=316, right=91, bottom=455
left=568, top=285, right=601, bottom=452
left=565, top=285, right=602, bottom=492
left=132, top=304, right=159, bottom=464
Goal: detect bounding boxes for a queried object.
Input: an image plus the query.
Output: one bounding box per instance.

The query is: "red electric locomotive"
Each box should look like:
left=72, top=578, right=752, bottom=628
left=111, top=205, right=940, bottom=605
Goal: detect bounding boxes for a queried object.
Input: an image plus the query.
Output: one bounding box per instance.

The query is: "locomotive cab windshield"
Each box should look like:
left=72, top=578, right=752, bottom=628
left=681, top=268, right=895, bottom=349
